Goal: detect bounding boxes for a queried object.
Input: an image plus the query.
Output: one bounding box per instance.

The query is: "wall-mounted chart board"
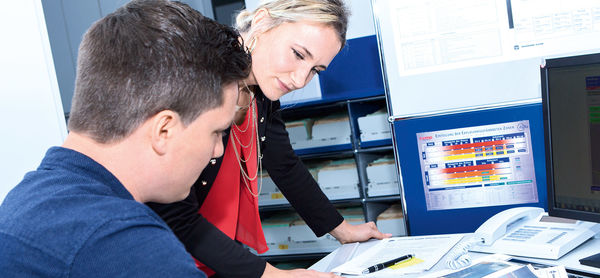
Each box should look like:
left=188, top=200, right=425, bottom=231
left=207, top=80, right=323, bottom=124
left=372, top=0, right=600, bottom=118
left=394, top=104, right=548, bottom=235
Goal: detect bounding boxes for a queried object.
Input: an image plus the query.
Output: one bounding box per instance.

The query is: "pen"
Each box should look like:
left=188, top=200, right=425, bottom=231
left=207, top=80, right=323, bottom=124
left=361, top=254, right=414, bottom=274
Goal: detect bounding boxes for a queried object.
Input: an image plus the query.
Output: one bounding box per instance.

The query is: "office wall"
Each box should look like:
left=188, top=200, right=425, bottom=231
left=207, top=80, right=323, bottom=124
left=0, top=0, right=68, bottom=203
left=42, top=0, right=214, bottom=114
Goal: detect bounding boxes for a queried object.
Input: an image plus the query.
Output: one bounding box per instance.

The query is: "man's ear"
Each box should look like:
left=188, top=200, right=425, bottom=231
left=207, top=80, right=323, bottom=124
left=150, top=110, right=181, bottom=155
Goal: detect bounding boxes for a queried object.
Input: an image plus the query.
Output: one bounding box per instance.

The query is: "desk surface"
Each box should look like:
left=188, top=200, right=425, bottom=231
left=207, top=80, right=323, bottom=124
left=310, top=234, right=600, bottom=277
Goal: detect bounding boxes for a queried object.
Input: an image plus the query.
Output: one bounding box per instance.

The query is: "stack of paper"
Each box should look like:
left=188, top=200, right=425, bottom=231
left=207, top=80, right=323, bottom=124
left=331, top=234, right=464, bottom=276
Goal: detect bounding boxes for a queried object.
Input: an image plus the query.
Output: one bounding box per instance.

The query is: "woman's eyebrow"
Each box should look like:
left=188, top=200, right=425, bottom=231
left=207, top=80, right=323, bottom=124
left=297, top=44, right=327, bottom=70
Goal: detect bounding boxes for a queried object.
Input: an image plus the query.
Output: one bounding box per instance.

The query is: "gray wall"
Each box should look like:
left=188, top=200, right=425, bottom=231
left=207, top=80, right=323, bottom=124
left=41, top=0, right=214, bottom=114
left=1, top=0, right=68, bottom=202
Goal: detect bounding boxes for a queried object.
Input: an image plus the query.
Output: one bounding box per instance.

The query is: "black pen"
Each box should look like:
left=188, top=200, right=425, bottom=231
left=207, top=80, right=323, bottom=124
left=361, top=254, right=414, bottom=274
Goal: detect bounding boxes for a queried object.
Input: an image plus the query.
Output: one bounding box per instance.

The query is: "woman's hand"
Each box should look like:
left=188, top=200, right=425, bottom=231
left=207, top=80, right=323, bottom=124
left=262, top=263, right=342, bottom=278
left=329, top=220, right=392, bottom=244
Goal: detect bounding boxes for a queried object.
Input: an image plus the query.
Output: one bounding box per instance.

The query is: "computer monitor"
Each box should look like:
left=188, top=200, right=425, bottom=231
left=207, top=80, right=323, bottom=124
left=542, top=52, right=600, bottom=268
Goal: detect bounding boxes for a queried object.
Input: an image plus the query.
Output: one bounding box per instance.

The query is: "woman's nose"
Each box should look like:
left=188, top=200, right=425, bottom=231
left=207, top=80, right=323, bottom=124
left=291, top=66, right=314, bottom=89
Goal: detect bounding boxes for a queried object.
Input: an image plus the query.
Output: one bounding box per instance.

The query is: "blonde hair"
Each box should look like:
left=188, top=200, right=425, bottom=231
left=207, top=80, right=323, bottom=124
left=235, top=0, right=350, bottom=49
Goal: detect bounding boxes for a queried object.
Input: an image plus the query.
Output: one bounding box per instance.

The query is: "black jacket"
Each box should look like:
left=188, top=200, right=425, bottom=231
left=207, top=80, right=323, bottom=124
left=148, top=91, right=344, bottom=278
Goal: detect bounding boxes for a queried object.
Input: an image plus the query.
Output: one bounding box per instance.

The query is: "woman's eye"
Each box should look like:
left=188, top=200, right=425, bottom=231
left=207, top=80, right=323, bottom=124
left=311, top=68, right=322, bottom=75
left=293, top=49, right=304, bottom=60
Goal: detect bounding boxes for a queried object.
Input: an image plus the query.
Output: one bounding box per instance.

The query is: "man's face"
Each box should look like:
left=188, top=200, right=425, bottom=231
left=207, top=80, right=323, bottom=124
left=165, top=83, right=238, bottom=201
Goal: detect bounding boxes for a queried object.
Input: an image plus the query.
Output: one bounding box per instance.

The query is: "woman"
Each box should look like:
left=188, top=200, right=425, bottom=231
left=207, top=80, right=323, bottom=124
left=149, top=1, right=391, bottom=277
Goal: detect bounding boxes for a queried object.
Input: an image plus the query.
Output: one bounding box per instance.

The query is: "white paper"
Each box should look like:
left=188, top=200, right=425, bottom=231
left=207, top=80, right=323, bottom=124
left=331, top=234, right=464, bottom=275
left=534, top=266, right=569, bottom=278
left=423, top=254, right=516, bottom=278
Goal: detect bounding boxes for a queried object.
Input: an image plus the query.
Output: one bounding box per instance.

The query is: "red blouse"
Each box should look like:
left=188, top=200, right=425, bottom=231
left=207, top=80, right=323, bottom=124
left=196, top=100, right=267, bottom=276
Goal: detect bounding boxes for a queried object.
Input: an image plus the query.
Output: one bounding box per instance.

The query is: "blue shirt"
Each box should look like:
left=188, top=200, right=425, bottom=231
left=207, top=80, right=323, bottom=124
left=0, top=147, right=206, bottom=277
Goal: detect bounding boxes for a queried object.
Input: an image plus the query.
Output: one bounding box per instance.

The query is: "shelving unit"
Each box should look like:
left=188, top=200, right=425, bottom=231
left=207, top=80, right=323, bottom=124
left=257, top=95, right=406, bottom=261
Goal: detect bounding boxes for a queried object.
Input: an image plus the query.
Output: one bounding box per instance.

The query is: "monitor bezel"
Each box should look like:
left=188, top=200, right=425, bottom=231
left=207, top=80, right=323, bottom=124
left=542, top=52, right=600, bottom=223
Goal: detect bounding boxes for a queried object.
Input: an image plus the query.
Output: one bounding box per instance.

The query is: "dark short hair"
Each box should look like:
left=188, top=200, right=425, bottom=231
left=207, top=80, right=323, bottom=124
left=68, top=0, right=251, bottom=143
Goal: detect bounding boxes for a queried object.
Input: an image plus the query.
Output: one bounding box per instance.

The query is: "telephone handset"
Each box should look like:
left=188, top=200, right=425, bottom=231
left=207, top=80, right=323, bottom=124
left=446, top=207, right=598, bottom=269
left=469, top=207, right=598, bottom=260
left=474, top=207, right=544, bottom=246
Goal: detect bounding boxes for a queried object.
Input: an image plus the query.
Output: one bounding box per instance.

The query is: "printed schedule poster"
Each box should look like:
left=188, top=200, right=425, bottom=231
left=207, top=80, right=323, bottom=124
left=417, top=120, right=538, bottom=211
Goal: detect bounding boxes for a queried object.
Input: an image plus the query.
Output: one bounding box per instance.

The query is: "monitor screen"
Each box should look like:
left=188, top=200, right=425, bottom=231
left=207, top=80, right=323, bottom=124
left=542, top=53, right=600, bottom=223
left=542, top=52, right=600, bottom=267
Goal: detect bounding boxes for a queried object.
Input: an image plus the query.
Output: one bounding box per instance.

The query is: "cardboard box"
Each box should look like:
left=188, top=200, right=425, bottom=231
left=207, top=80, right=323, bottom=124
left=366, top=156, right=400, bottom=197
left=357, top=109, right=391, bottom=142
left=376, top=204, right=406, bottom=236
left=317, top=159, right=360, bottom=200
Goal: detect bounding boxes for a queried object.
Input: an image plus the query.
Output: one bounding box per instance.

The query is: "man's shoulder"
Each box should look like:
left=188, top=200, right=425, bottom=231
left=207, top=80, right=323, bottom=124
left=0, top=171, right=167, bottom=266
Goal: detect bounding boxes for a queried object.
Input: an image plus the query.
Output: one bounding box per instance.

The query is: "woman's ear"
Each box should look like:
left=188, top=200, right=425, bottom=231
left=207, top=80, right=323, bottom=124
left=150, top=110, right=181, bottom=155
left=251, top=8, right=270, bottom=28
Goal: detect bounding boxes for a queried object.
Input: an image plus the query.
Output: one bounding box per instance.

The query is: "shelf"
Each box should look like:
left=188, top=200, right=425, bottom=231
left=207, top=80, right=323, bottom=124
left=260, top=252, right=329, bottom=263
left=356, top=145, right=394, bottom=153
left=293, top=144, right=353, bottom=156
left=365, top=195, right=403, bottom=202
left=259, top=198, right=363, bottom=212
left=359, top=139, right=393, bottom=149
left=297, top=149, right=355, bottom=160
left=281, top=101, right=347, bottom=120
left=347, top=94, right=386, bottom=104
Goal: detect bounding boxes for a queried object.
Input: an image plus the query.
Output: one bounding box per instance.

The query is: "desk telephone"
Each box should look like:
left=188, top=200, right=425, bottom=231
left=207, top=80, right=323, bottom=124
left=469, top=207, right=599, bottom=260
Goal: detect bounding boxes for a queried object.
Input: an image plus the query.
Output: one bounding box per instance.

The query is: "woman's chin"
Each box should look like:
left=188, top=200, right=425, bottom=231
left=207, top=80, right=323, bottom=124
left=263, top=90, right=284, bottom=101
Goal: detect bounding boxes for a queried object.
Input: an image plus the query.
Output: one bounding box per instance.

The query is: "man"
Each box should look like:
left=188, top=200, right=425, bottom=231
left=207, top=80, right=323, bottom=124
left=0, top=0, right=250, bottom=277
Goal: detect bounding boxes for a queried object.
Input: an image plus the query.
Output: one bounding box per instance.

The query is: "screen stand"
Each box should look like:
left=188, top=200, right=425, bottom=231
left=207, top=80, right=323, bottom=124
left=580, top=253, right=600, bottom=268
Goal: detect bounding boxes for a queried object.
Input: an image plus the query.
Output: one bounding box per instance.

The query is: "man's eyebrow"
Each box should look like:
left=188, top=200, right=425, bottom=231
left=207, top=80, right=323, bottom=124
left=299, top=45, right=327, bottom=71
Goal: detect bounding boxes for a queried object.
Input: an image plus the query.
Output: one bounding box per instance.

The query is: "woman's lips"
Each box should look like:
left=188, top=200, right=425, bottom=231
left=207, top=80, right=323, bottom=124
left=277, top=79, right=291, bottom=93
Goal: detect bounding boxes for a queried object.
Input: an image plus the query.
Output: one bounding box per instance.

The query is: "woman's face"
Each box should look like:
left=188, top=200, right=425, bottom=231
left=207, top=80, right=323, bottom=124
left=249, top=20, right=342, bottom=101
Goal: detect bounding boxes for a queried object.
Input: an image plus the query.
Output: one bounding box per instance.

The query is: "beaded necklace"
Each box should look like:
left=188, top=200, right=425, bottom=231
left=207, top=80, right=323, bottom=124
left=230, top=81, right=263, bottom=197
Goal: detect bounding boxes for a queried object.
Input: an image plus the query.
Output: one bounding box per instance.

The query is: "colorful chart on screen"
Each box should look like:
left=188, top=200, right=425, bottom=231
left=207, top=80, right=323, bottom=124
left=588, top=84, right=600, bottom=189
left=416, top=120, right=538, bottom=211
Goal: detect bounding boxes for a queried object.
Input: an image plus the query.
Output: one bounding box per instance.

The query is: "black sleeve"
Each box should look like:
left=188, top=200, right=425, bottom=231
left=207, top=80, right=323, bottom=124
left=147, top=187, right=266, bottom=278
left=262, top=101, right=344, bottom=237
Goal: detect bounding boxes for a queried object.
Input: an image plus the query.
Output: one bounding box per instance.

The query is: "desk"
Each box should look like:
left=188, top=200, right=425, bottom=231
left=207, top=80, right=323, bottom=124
left=310, top=234, right=600, bottom=277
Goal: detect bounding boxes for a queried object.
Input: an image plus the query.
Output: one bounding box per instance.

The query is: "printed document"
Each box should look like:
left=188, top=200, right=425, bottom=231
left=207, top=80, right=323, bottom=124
left=331, top=234, right=463, bottom=275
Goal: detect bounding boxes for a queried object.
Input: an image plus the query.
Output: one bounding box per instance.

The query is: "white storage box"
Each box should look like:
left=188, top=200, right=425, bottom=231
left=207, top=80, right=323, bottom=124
left=366, top=156, right=400, bottom=197
left=260, top=212, right=297, bottom=255
left=358, top=109, right=391, bottom=142
left=257, top=173, right=288, bottom=206
left=317, top=159, right=360, bottom=200
left=289, top=219, right=339, bottom=246
left=285, top=120, right=313, bottom=150
left=258, top=164, right=322, bottom=206
left=310, top=115, right=351, bottom=148
left=286, top=207, right=365, bottom=254
left=376, top=204, right=406, bottom=236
